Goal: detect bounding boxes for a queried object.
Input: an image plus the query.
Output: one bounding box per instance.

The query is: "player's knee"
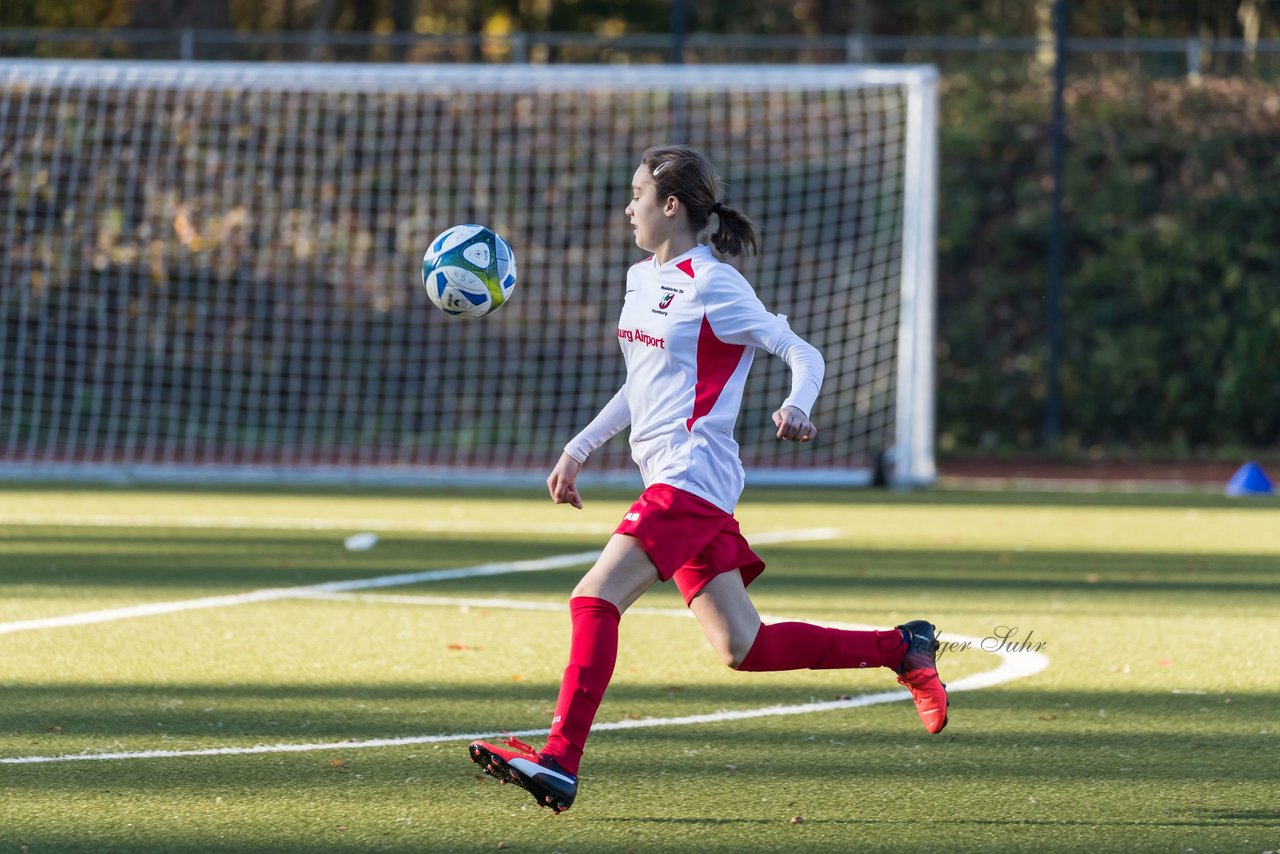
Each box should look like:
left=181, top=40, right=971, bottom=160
left=726, top=625, right=762, bottom=670
left=716, top=644, right=741, bottom=669
left=700, top=632, right=746, bottom=668
left=570, top=573, right=605, bottom=600
left=724, top=634, right=758, bottom=670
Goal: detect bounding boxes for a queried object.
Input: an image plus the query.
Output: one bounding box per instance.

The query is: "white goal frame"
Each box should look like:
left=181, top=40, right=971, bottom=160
left=0, top=59, right=936, bottom=489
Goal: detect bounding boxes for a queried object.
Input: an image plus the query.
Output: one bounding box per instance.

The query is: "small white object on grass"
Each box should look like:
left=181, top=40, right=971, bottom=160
left=343, top=532, right=379, bottom=551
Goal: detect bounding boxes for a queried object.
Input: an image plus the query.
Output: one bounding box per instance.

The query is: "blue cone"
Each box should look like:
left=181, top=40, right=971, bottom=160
left=1225, top=461, right=1274, bottom=497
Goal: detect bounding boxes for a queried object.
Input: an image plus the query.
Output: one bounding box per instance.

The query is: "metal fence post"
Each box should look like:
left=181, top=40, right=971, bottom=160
left=846, top=33, right=867, bottom=63
left=670, top=0, right=688, bottom=64
left=1046, top=0, right=1068, bottom=446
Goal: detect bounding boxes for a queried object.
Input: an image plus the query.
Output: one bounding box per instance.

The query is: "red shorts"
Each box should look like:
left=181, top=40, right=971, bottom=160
left=614, top=484, right=765, bottom=605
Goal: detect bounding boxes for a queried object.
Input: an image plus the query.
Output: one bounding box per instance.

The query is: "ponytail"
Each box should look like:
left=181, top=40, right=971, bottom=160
left=708, top=202, right=760, bottom=258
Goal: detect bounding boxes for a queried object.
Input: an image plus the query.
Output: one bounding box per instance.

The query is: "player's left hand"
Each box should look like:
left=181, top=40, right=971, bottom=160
left=772, top=405, right=817, bottom=443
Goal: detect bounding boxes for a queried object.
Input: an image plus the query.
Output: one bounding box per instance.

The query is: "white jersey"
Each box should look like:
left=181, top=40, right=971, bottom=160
left=565, top=244, right=824, bottom=513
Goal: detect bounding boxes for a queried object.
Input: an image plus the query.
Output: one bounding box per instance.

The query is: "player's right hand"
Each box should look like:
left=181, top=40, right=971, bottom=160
left=547, top=452, right=584, bottom=509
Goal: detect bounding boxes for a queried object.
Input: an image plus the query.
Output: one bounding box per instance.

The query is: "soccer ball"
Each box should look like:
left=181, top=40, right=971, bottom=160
left=421, top=224, right=517, bottom=318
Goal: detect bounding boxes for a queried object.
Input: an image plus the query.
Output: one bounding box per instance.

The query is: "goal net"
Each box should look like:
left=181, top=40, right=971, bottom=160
left=0, top=60, right=936, bottom=488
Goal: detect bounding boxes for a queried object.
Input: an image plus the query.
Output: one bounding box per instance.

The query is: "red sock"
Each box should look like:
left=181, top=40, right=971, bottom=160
left=737, top=622, right=906, bottom=672
left=540, top=596, right=620, bottom=776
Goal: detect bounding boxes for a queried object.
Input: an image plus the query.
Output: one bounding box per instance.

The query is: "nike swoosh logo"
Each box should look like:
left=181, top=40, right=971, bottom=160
left=509, top=757, right=576, bottom=786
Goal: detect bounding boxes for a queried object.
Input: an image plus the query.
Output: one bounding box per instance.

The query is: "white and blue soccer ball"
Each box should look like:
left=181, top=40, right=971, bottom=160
left=421, top=224, right=517, bottom=318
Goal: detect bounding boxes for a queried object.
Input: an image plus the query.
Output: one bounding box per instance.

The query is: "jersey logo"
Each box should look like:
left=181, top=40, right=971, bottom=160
left=657, top=293, right=674, bottom=310
left=623, top=512, right=641, bottom=522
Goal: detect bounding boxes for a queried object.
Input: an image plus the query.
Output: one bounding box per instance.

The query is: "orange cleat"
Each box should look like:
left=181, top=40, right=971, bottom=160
left=895, top=620, right=949, bottom=734
left=469, top=736, right=578, bottom=813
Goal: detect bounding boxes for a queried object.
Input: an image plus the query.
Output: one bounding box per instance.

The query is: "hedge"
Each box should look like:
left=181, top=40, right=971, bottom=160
left=937, top=74, right=1280, bottom=454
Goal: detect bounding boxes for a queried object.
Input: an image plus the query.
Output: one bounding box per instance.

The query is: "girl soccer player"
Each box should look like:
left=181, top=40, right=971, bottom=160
left=469, top=145, right=948, bottom=813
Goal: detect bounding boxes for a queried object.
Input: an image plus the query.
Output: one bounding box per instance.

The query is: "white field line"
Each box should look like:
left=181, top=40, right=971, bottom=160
left=0, top=552, right=601, bottom=636
left=307, top=594, right=1048, bottom=697
left=0, top=590, right=1050, bottom=766
left=0, top=528, right=839, bottom=637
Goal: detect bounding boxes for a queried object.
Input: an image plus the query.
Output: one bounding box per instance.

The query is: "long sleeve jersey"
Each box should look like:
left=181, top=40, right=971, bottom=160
left=564, top=244, right=824, bottom=513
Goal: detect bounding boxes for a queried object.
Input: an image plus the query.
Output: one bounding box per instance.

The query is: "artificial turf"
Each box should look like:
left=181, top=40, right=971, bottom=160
left=0, top=486, right=1276, bottom=852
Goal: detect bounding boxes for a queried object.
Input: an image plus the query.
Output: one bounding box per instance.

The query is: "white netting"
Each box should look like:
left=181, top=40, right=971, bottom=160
left=0, top=60, right=935, bottom=486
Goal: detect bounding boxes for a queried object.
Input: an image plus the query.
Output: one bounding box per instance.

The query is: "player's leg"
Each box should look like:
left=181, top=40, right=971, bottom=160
left=689, top=569, right=904, bottom=670
left=469, top=534, right=658, bottom=812
left=541, top=533, right=659, bottom=770
left=688, top=570, right=949, bottom=733
left=569, top=532, right=662, bottom=611
left=685, top=568, right=761, bottom=667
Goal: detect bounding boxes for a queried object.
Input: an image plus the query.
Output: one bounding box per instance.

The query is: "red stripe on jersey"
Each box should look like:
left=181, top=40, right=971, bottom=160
left=686, top=316, right=745, bottom=432
left=676, top=258, right=696, bottom=278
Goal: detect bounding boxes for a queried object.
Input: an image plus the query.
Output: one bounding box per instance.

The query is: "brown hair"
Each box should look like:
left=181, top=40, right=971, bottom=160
left=640, top=144, right=760, bottom=257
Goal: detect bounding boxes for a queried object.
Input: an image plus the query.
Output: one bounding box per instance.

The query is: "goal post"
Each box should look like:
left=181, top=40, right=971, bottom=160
left=0, top=59, right=937, bottom=489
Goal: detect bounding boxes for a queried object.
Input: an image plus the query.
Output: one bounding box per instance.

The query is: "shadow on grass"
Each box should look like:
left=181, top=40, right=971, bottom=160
left=0, top=531, right=594, bottom=591
left=751, top=546, right=1280, bottom=597
left=739, top=486, right=1280, bottom=510
left=2, top=685, right=1276, bottom=781
left=601, top=814, right=1279, bottom=828
left=1, top=523, right=1276, bottom=600
left=421, top=545, right=1280, bottom=602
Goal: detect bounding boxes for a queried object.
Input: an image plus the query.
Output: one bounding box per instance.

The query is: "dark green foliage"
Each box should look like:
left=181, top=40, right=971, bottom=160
left=937, top=75, right=1280, bottom=453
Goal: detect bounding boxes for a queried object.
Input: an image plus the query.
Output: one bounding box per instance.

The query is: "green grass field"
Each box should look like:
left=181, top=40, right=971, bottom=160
left=1, top=485, right=1277, bottom=853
